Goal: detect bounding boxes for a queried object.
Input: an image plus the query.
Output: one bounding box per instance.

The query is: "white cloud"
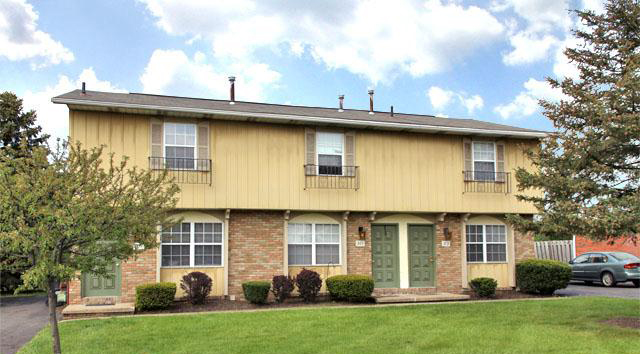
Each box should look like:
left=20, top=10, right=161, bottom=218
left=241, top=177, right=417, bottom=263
left=461, top=94, right=484, bottom=114
left=494, top=78, right=568, bottom=119
left=21, top=68, right=125, bottom=144
left=0, top=0, right=74, bottom=68
left=503, top=31, right=559, bottom=65
left=427, top=86, right=455, bottom=111
left=140, top=49, right=281, bottom=101
left=495, top=0, right=571, bottom=66
left=427, top=86, right=484, bottom=115
left=139, top=0, right=505, bottom=84
left=581, top=0, right=605, bottom=14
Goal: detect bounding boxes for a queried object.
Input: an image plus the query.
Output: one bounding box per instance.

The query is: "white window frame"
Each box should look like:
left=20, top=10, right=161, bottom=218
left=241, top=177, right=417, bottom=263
left=472, top=141, right=496, bottom=181
left=288, top=223, right=341, bottom=266
left=316, top=131, right=345, bottom=176
left=163, top=122, right=198, bottom=170
left=161, top=221, right=224, bottom=268
left=466, top=224, right=508, bottom=264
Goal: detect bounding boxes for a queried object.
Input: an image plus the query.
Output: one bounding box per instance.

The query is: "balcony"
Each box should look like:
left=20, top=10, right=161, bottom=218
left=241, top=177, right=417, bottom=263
left=149, top=157, right=212, bottom=185
left=463, top=171, right=511, bottom=193
left=304, top=165, right=359, bottom=190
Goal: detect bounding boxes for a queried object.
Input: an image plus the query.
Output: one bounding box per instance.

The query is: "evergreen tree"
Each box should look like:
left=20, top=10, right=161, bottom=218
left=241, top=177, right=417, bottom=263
left=0, top=92, right=49, bottom=154
left=507, top=0, right=640, bottom=243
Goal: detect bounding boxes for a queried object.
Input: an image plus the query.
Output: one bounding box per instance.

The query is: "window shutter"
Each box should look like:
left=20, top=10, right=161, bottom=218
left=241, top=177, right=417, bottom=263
left=496, top=141, right=506, bottom=182
left=463, top=138, right=473, bottom=181
left=197, top=121, right=210, bottom=171
left=305, top=128, right=316, bottom=175
left=150, top=118, right=163, bottom=169
left=344, top=131, right=356, bottom=176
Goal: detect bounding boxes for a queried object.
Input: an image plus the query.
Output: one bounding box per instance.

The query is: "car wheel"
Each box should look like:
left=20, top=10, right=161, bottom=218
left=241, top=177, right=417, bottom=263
left=632, top=280, right=640, bottom=288
left=601, top=272, right=616, bottom=287
left=584, top=281, right=593, bottom=286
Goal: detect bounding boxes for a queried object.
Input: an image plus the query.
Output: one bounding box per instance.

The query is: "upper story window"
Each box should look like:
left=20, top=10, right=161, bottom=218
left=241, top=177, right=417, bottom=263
left=317, top=132, right=344, bottom=176
left=164, top=123, right=197, bottom=170
left=472, top=142, right=496, bottom=181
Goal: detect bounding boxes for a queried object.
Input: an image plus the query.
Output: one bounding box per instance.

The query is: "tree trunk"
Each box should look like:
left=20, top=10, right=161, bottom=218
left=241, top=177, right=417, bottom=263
left=47, top=278, right=61, bottom=354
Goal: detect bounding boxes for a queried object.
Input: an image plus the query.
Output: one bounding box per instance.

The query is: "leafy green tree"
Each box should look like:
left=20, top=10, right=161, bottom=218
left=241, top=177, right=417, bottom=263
left=507, top=0, right=639, bottom=243
left=0, top=92, right=49, bottom=154
left=0, top=142, right=179, bottom=353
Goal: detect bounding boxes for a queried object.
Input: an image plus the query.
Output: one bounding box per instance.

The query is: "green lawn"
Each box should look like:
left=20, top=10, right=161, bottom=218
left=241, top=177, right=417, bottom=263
left=21, top=297, right=640, bottom=354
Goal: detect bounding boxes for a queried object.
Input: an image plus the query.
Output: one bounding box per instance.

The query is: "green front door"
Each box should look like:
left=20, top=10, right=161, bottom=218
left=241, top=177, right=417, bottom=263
left=371, top=225, right=400, bottom=288
left=408, top=225, right=435, bottom=287
left=82, top=261, right=121, bottom=297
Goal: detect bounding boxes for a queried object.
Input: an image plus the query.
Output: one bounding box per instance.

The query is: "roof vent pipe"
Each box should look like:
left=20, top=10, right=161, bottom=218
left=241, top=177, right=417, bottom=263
left=228, top=76, right=236, bottom=105
left=368, top=90, right=374, bottom=115
left=390, top=105, right=394, bottom=117
left=81, top=82, right=86, bottom=94
left=338, top=95, right=344, bottom=112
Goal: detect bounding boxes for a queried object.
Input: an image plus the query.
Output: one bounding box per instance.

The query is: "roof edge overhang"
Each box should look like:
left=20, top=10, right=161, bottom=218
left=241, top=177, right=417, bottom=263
left=52, top=97, right=548, bottom=139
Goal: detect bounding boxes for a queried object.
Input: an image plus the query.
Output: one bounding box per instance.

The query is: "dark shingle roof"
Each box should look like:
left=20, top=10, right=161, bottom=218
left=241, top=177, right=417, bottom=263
left=52, top=90, right=546, bottom=138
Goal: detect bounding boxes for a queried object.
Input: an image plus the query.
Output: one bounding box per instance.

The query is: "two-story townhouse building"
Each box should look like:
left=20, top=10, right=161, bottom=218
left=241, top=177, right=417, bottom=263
left=53, top=84, right=544, bottom=304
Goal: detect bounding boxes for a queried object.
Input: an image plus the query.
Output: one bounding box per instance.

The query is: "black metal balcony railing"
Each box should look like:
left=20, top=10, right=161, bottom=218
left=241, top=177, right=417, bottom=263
left=463, top=171, right=511, bottom=193
left=304, top=165, right=359, bottom=190
left=149, top=157, right=212, bottom=185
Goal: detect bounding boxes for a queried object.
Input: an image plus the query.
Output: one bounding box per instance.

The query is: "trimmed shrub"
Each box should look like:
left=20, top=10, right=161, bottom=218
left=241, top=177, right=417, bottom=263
left=516, top=259, right=571, bottom=295
left=180, top=272, right=212, bottom=305
left=242, top=281, right=271, bottom=304
left=135, top=282, right=176, bottom=311
left=295, top=268, right=322, bottom=303
left=271, top=275, right=295, bottom=303
left=468, top=277, right=498, bottom=298
left=326, top=275, right=374, bottom=302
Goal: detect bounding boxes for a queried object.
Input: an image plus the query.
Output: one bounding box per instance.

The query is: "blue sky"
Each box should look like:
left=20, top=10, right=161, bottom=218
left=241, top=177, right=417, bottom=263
left=1, top=0, right=604, bottom=142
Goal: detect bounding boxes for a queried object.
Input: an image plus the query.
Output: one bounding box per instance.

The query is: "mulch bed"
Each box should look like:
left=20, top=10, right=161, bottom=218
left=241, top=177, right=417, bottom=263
left=601, top=317, right=640, bottom=329
left=138, top=295, right=372, bottom=315
left=463, top=289, right=555, bottom=301
left=137, top=290, right=555, bottom=315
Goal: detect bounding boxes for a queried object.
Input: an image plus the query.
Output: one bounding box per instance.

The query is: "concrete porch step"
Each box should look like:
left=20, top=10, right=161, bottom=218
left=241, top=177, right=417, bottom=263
left=62, top=302, right=134, bottom=319
left=374, top=293, right=470, bottom=304
left=83, top=296, right=118, bottom=305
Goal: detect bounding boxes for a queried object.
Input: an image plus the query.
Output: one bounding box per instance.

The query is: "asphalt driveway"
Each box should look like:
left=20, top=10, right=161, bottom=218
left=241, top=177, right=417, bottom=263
left=0, top=295, right=49, bottom=354
left=556, top=281, right=640, bottom=299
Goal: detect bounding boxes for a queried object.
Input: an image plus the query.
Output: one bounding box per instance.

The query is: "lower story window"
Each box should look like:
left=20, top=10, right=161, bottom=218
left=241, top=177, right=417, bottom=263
left=466, top=224, right=507, bottom=263
left=288, top=223, right=340, bottom=265
left=162, top=222, right=223, bottom=267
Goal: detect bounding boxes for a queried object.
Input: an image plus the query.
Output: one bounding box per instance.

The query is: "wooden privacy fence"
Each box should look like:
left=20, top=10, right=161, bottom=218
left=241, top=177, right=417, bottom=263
left=535, top=240, right=573, bottom=262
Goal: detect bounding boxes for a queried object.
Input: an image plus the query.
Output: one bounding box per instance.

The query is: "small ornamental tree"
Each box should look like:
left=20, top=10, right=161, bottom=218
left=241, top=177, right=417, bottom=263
left=507, top=0, right=640, bottom=243
left=0, top=142, right=179, bottom=354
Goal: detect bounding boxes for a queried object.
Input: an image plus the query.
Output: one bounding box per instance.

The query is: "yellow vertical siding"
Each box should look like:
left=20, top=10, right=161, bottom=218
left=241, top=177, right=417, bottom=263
left=467, top=264, right=513, bottom=288
left=288, top=266, right=343, bottom=292
left=159, top=268, right=225, bottom=298
left=70, top=111, right=539, bottom=213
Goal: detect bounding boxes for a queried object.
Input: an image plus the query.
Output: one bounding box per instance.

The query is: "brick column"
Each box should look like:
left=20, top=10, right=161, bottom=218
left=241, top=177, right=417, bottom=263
left=435, top=215, right=463, bottom=294
left=514, top=230, right=535, bottom=262
left=228, top=210, right=284, bottom=299
left=120, top=248, right=157, bottom=303
left=346, top=212, right=372, bottom=275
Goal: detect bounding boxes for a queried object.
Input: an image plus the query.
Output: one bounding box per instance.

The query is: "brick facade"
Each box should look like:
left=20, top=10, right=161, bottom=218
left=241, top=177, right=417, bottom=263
left=575, top=235, right=640, bottom=258
left=514, top=229, right=535, bottom=262
left=67, top=211, right=533, bottom=304
left=435, top=215, right=463, bottom=294
left=228, top=210, right=284, bottom=299
left=120, top=249, right=157, bottom=302
left=346, top=212, right=372, bottom=275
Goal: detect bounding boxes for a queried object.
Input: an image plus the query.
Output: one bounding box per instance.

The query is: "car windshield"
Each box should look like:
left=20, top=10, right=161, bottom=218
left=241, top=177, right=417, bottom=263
left=608, top=252, right=639, bottom=261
